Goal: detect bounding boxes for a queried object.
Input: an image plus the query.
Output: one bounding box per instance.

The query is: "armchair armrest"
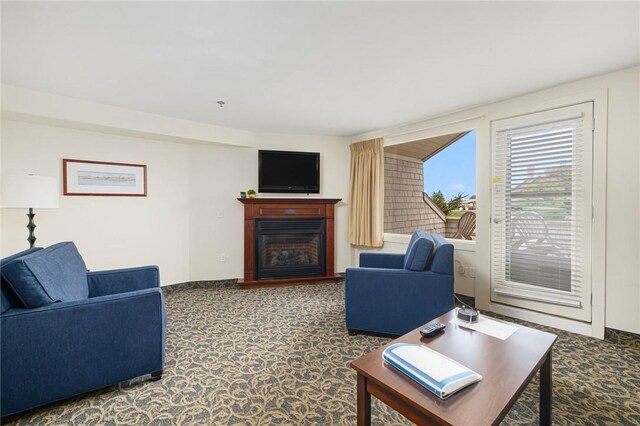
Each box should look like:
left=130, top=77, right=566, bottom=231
left=88, top=265, right=160, bottom=297
left=359, top=252, right=405, bottom=269
left=1, top=288, right=165, bottom=417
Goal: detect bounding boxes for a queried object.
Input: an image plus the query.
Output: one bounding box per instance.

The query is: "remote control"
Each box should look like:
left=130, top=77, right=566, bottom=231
left=420, top=322, right=446, bottom=338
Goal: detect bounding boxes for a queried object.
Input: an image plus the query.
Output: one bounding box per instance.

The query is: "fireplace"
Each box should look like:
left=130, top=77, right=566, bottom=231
left=256, top=219, right=325, bottom=280
left=238, top=198, right=341, bottom=288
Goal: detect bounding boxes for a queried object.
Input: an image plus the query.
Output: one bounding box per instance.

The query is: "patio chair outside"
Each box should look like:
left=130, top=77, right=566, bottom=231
left=509, top=210, right=571, bottom=291
left=452, top=211, right=476, bottom=240
left=510, top=211, right=565, bottom=255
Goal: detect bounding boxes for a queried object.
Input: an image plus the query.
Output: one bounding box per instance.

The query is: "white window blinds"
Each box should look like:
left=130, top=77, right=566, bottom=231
left=491, top=105, right=592, bottom=316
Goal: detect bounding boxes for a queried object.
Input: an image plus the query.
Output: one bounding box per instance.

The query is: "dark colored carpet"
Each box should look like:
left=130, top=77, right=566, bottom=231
left=6, top=281, right=640, bottom=425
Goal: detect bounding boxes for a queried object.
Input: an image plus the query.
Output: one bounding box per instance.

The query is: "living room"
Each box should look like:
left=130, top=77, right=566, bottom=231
left=1, top=2, right=639, bottom=425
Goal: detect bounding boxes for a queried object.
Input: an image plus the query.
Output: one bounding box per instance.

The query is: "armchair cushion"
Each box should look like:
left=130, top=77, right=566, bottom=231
left=406, top=230, right=423, bottom=251
left=403, top=231, right=434, bottom=271
left=428, top=234, right=454, bottom=275
left=0, top=289, right=14, bottom=315
left=1, top=247, right=42, bottom=313
left=1, top=242, right=88, bottom=308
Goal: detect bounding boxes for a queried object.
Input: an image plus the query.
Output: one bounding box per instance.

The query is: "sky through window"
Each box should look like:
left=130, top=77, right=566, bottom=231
left=423, top=130, right=476, bottom=199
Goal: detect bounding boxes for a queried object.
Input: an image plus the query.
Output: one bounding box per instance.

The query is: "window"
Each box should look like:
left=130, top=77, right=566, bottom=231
left=423, top=130, right=477, bottom=217
left=383, top=131, right=476, bottom=237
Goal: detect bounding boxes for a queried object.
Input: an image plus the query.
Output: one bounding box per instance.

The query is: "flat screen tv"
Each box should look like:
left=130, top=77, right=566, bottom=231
left=258, top=150, right=320, bottom=194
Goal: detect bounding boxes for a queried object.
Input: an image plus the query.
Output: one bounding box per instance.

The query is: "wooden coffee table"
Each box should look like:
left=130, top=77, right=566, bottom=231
left=351, top=309, right=557, bottom=425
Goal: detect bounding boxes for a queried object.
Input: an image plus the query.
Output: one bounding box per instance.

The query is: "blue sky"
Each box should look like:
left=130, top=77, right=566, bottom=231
left=423, top=130, right=476, bottom=199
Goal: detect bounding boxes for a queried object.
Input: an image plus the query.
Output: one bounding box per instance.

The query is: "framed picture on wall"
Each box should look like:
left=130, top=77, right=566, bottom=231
left=63, top=159, right=147, bottom=196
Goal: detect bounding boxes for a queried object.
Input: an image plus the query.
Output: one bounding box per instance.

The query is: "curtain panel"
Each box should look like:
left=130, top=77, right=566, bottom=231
left=348, top=138, right=384, bottom=247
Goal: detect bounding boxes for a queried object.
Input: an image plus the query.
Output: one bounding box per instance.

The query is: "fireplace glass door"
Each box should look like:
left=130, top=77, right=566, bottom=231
left=255, top=219, right=325, bottom=280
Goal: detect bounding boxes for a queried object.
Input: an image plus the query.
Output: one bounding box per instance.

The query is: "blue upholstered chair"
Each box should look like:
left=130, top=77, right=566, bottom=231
left=0, top=242, right=166, bottom=417
left=345, top=231, right=454, bottom=336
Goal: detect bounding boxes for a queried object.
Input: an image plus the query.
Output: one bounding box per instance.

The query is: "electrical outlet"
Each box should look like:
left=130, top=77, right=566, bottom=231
left=219, top=253, right=226, bottom=262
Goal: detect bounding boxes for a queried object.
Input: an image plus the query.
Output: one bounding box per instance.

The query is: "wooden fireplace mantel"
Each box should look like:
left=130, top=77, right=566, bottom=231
left=237, top=198, right=341, bottom=289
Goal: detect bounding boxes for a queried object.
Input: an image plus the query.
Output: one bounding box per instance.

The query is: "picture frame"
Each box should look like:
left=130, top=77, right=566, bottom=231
left=63, top=159, right=147, bottom=196
left=240, top=191, right=247, bottom=199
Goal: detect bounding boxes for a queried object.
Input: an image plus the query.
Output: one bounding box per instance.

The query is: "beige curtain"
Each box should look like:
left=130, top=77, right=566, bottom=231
left=348, top=138, right=384, bottom=247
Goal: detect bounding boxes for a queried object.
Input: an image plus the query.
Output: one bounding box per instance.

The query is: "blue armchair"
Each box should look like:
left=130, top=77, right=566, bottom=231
left=0, top=242, right=166, bottom=418
left=345, top=231, right=454, bottom=336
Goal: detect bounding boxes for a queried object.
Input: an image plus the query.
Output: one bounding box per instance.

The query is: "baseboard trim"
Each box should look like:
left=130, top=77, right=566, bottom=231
left=489, top=302, right=600, bottom=338
left=238, top=275, right=342, bottom=289
left=162, top=276, right=345, bottom=293
left=161, top=279, right=239, bottom=294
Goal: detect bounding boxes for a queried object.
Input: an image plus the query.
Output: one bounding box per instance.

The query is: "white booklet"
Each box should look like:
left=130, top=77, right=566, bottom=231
left=382, top=343, right=482, bottom=399
left=449, top=311, right=518, bottom=340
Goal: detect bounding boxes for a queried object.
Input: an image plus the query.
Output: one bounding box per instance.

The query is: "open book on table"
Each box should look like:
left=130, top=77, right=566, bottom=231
left=382, top=343, right=482, bottom=399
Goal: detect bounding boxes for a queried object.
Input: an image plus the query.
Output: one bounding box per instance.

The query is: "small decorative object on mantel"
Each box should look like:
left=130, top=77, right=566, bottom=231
left=63, top=159, right=147, bottom=196
left=246, top=189, right=256, bottom=198
left=240, top=191, right=247, bottom=199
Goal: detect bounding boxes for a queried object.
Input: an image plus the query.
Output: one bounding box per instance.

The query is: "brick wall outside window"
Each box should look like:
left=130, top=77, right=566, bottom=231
left=384, top=154, right=446, bottom=235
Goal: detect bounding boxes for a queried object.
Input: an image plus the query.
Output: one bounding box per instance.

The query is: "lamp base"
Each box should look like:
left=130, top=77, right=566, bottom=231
left=27, top=208, right=37, bottom=248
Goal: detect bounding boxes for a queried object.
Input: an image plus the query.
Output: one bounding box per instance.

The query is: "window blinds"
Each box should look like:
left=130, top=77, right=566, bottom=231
left=492, top=112, right=588, bottom=308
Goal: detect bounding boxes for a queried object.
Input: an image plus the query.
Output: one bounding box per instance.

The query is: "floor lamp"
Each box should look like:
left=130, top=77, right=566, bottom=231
left=2, top=175, right=59, bottom=248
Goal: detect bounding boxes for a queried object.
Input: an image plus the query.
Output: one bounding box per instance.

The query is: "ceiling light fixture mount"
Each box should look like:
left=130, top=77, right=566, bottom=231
left=216, top=101, right=225, bottom=108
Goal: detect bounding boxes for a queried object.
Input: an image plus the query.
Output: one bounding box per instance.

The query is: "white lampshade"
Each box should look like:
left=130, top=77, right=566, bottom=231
left=2, top=175, right=59, bottom=209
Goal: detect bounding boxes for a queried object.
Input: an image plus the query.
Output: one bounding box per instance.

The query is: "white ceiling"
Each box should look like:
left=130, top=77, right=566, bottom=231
left=2, top=2, right=639, bottom=137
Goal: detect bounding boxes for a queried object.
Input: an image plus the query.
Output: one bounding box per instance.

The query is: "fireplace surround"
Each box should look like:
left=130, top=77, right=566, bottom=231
left=238, top=198, right=341, bottom=288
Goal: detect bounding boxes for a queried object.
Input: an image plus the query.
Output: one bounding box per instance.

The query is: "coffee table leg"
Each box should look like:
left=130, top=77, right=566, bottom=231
left=357, top=373, right=371, bottom=426
left=540, top=350, right=552, bottom=426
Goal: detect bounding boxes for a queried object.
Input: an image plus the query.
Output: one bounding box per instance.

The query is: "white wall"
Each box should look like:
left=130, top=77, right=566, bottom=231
left=601, top=69, right=640, bottom=333
left=188, top=133, right=351, bottom=281
left=1, top=88, right=353, bottom=287
left=355, top=66, right=640, bottom=334
left=1, top=120, right=191, bottom=285
left=450, top=240, right=476, bottom=297
left=188, top=144, right=255, bottom=281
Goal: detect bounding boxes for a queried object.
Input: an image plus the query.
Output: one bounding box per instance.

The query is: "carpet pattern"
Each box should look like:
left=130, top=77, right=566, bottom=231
left=6, top=281, right=640, bottom=425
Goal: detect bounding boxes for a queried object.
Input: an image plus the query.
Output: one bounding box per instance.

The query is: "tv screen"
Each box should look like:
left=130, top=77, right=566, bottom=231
left=259, top=150, right=320, bottom=194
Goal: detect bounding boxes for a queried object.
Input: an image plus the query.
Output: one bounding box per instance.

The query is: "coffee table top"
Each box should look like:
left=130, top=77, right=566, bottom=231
left=351, top=309, right=557, bottom=425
